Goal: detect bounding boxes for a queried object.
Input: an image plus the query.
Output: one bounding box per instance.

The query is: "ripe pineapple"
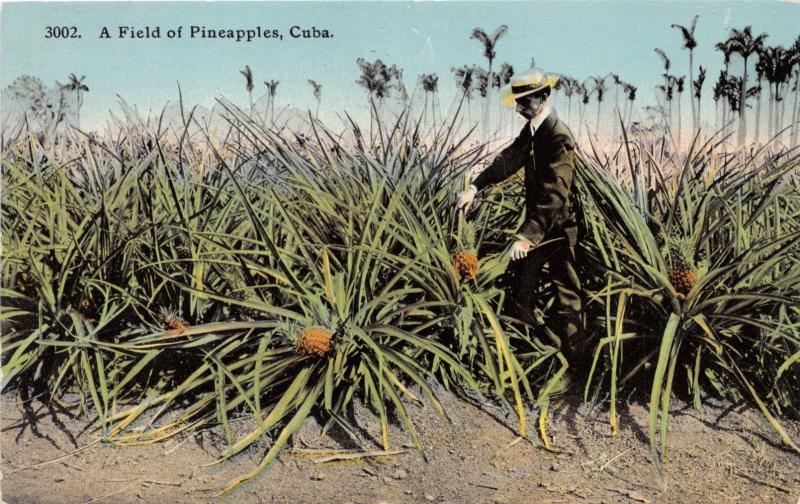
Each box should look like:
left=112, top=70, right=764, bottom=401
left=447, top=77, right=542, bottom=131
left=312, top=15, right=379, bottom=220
left=161, top=309, right=189, bottom=335
left=668, top=252, right=696, bottom=295
left=453, top=221, right=479, bottom=282
left=296, top=327, right=333, bottom=357
left=663, top=236, right=697, bottom=296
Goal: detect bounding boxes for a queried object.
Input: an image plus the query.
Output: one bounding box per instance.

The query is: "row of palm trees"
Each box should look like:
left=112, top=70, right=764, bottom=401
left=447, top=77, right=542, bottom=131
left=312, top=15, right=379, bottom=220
left=234, top=20, right=800, bottom=149
left=551, top=22, right=798, bottom=148
left=751, top=40, right=800, bottom=145
left=550, top=74, right=639, bottom=143
left=352, top=58, right=408, bottom=141
left=7, top=20, right=797, bottom=151
left=239, top=65, right=304, bottom=122
left=664, top=21, right=800, bottom=147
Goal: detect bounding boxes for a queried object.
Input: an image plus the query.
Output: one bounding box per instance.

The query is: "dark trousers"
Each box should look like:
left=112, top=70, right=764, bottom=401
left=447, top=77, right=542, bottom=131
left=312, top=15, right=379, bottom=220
left=504, top=236, right=585, bottom=360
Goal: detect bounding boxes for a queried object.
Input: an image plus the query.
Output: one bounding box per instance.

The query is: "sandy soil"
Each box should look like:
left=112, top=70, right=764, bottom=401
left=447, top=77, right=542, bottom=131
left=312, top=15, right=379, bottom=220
left=2, top=388, right=800, bottom=504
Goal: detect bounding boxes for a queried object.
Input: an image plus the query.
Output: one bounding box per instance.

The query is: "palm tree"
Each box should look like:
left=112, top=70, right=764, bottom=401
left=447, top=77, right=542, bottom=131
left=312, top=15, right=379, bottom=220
left=496, top=63, right=514, bottom=136
left=654, top=48, right=673, bottom=129
left=307, top=79, right=322, bottom=119
left=386, top=64, right=407, bottom=104
left=577, top=81, right=591, bottom=143
left=589, top=75, right=610, bottom=138
left=724, top=75, right=758, bottom=129
left=569, top=77, right=584, bottom=126
left=452, top=65, right=477, bottom=96
left=356, top=58, right=389, bottom=138
left=421, top=73, right=439, bottom=93
left=712, top=71, right=727, bottom=133
left=554, top=77, right=568, bottom=116
left=470, top=25, right=508, bottom=73
left=470, top=26, right=508, bottom=142
left=556, top=75, right=576, bottom=125
left=656, top=76, right=676, bottom=133
left=263, top=80, right=279, bottom=123
left=240, top=65, right=254, bottom=115
left=559, top=76, right=574, bottom=125
left=759, top=45, right=785, bottom=139
left=473, top=67, right=493, bottom=139
left=654, top=48, right=671, bottom=73
left=356, top=58, right=404, bottom=139
left=776, top=47, right=795, bottom=139
left=356, top=58, right=387, bottom=100
left=726, top=25, right=768, bottom=146
left=383, top=63, right=407, bottom=124
left=672, top=15, right=700, bottom=130
left=692, top=66, right=706, bottom=130
left=715, top=39, right=734, bottom=73
left=725, top=74, right=740, bottom=123
left=789, top=36, right=800, bottom=147
left=623, top=83, right=638, bottom=132
left=715, top=40, right=734, bottom=136
left=674, top=75, right=686, bottom=145
left=420, top=73, right=439, bottom=131
left=754, top=51, right=769, bottom=144
left=610, top=73, right=625, bottom=140
left=497, top=63, right=514, bottom=86
left=58, top=73, right=88, bottom=128
left=789, top=35, right=800, bottom=147
left=452, top=65, right=477, bottom=128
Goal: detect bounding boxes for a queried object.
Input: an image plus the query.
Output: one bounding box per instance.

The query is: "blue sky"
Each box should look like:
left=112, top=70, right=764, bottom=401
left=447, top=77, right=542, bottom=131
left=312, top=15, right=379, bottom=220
left=1, top=1, right=798, bottom=128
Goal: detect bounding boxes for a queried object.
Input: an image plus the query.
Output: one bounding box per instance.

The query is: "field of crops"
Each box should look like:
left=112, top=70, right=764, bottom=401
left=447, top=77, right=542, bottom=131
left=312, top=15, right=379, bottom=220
left=2, top=97, right=799, bottom=494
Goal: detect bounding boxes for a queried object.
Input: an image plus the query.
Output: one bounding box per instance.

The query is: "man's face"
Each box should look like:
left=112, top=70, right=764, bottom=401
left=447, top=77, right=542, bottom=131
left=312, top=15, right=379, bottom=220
left=515, top=93, right=547, bottom=120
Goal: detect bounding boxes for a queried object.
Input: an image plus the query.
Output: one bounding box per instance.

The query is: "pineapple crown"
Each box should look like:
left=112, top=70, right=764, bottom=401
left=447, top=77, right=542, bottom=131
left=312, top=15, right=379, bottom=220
left=458, top=219, right=477, bottom=252
left=159, top=307, right=182, bottom=322
left=658, top=231, right=695, bottom=268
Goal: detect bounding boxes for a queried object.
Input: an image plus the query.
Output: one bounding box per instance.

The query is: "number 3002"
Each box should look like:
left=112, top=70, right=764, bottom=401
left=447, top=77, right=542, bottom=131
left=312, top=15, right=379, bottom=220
left=45, top=26, right=80, bottom=38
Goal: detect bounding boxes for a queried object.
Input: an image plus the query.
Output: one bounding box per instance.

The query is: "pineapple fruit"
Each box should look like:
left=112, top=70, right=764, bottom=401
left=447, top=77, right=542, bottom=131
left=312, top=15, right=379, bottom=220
left=296, top=327, right=333, bottom=357
left=662, top=235, right=699, bottom=296
left=161, top=308, right=189, bottom=335
left=453, top=220, right=479, bottom=282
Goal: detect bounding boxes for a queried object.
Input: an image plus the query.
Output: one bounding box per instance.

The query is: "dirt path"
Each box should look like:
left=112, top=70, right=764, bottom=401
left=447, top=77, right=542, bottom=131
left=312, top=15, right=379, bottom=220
left=2, top=389, right=799, bottom=503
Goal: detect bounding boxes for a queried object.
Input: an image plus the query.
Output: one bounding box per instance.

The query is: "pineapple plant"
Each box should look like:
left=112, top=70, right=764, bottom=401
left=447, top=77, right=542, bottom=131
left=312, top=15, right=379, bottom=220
left=453, top=220, right=479, bottom=282
left=296, top=326, right=333, bottom=357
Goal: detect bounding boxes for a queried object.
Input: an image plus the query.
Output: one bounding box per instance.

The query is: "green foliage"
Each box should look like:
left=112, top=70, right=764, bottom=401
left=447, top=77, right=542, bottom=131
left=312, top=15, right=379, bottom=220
left=1, top=102, right=556, bottom=493
left=2, top=100, right=799, bottom=494
left=578, top=128, right=800, bottom=462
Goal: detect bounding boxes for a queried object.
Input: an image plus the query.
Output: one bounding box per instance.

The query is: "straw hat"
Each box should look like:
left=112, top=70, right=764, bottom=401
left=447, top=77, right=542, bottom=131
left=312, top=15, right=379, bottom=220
left=500, top=68, right=559, bottom=107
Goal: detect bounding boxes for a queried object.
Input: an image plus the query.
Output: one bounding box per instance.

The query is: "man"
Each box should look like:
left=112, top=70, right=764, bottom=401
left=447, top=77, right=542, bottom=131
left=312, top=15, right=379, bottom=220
left=456, top=69, right=584, bottom=362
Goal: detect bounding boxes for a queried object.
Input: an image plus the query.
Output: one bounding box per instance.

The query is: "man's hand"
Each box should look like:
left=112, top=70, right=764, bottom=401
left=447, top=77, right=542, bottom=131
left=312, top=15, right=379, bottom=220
left=456, top=185, right=478, bottom=218
left=509, top=239, right=533, bottom=261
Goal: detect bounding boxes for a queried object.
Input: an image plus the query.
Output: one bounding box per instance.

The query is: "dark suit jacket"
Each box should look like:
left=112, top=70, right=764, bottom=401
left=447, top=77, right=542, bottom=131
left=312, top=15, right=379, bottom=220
left=471, top=109, right=578, bottom=246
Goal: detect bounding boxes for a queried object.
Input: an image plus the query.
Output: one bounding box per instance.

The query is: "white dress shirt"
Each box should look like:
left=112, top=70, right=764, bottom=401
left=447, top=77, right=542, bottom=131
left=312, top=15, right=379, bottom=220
left=529, top=103, right=552, bottom=136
